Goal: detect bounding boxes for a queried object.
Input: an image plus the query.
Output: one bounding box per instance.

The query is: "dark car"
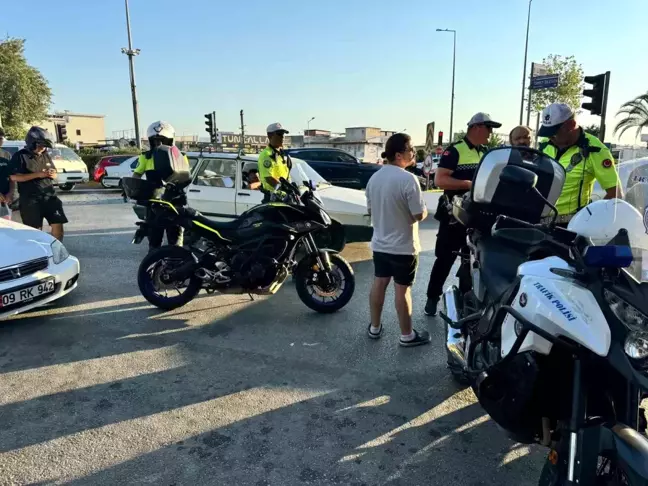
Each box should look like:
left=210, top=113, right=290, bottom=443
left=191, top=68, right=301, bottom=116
left=285, top=148, right=429, bottom=190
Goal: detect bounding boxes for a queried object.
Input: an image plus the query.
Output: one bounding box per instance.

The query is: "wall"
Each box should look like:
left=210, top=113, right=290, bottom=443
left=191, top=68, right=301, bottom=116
left=42, top=114, right=106, bottom=145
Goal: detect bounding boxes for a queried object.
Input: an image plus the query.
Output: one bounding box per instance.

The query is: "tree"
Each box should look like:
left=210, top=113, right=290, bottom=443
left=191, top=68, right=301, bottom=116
left=486, top=133, right=504, bottom=149
left=0, top=38, right=52, bottom=139
left=584, top=124, right=600, bottom=138
left=416, top=148, right=426, bottom=162
left=531, top=55, right=584, bottom=113
left=614, top=92, right=648, bottom=141
left=453, top=130, right=466, bottom=143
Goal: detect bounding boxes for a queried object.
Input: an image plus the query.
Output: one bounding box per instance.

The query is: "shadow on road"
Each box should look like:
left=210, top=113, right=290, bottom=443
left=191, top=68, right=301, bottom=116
left=0, top=258, right=544, bottom=484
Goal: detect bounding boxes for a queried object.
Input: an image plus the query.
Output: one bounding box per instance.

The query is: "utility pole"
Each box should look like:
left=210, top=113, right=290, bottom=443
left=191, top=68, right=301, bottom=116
left=239, top=110, right=245, bottom=152
left=519, top=0, right=533, bottom=125
left=526, top=62, right=534, bottom=127
left=122, top=0, right=142, bottom=149
left=600, top=71, right=611, bottom=142
left=436, top=29, right=456, bottom=142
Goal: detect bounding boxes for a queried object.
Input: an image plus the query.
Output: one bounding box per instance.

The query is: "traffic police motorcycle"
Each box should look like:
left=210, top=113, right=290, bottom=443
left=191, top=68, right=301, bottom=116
left=441, top=146, right=648, bottom=485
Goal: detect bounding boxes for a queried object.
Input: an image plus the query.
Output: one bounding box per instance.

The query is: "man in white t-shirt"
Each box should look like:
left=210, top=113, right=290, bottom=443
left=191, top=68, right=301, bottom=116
left=366, top=134, right=430, bottom=347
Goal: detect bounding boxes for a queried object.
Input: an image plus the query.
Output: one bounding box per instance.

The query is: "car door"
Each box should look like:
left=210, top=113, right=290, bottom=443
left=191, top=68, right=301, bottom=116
left=186, top=157, right=237, bottom=219
left=302, top=151, right=334, bottom=181
left=333, top=151, right=364, bottom=189
left=236, top=160, right=264, bottom=215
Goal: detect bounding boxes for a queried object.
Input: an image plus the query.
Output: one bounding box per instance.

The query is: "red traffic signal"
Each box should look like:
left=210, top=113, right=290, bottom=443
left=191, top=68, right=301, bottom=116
left=438, top=131, right=444, bottom=145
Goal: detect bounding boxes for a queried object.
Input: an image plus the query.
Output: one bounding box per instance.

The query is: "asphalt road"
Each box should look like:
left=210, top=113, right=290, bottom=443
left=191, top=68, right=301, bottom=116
left=0, top=188, right=546, bottom=486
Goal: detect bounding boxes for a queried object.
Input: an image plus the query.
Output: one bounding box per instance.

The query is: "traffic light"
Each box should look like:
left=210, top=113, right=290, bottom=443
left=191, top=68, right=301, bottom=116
left=56, top=124, right=68, bottom=143
left=582, top=73, right=608, bottom=116
left=438, top=131, right=444, bottom=146
left=204, top=112, right=214, bottom=141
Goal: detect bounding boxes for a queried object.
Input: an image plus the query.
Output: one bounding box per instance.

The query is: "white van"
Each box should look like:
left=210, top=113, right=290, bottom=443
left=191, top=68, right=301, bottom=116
left=2, top=141, right=89, bottom=191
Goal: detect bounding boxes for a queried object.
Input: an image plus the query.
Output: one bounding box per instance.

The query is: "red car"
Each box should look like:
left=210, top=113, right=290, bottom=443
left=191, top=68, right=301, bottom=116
left=93, top=155, right=134, bottom=187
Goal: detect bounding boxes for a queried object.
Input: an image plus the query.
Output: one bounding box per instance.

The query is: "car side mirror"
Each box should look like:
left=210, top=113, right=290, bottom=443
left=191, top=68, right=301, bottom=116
left=499, top=165, right=538, bottom=191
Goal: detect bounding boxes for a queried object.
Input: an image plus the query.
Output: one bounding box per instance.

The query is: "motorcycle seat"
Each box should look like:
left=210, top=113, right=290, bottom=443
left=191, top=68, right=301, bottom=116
left=476, top=236, right=528, bottom=301
left=183, top=208, right=241, bottom=237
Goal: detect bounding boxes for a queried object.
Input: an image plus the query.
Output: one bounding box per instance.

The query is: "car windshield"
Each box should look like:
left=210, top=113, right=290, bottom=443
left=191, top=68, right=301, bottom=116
left=290, top=159, right=330, bottom=188
left=49, top=146, right=83, bottom=162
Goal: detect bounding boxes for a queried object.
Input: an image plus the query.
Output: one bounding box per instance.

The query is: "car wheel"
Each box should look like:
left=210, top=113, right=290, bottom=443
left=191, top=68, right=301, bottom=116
left=100, top=175, right=111, bottom=188
left=59, top=183, right=75, bottom=192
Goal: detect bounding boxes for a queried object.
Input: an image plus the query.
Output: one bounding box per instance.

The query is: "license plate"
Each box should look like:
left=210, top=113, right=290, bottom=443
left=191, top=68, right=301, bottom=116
left=0, top=279, right=56, bottom=308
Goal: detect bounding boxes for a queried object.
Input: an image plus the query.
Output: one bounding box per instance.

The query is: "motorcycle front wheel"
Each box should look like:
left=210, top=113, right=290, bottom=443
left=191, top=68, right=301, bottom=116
left=294, top=253, right=355, bottom=313
left=137, top=245, right=202, bottom=310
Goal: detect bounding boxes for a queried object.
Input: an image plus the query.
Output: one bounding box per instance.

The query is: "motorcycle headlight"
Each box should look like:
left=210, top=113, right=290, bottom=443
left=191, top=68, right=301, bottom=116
left=604, top=289, right=648, bottom=361
left=51, top=240, right=70, bottom=264
left=604, top=289, right=648, bottom=332
left=320, top=209, right=331, bottom=225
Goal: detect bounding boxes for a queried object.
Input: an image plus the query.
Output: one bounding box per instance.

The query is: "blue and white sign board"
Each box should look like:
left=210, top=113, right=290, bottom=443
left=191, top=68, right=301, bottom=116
left=530, top=74, right=560, bottom=90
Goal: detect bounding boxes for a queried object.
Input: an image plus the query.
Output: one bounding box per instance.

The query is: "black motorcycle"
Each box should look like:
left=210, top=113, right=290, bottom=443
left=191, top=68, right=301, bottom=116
left=122, top=176, right=355, bottom=313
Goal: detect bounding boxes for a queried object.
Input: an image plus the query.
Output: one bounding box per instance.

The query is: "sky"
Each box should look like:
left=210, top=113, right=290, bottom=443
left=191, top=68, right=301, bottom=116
left=2, top=0, right=647, bottom=146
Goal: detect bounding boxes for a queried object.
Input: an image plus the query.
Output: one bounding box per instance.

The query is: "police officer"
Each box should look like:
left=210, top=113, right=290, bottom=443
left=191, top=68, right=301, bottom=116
left=132, top=120, right=189, bottom=251
left=258, top=123, right=291, bottom=202
left=424, top=113, right=502, bottom=316
left=10, top=127, right=66, bottom=239
left=538, top=103, right=622, bottom=225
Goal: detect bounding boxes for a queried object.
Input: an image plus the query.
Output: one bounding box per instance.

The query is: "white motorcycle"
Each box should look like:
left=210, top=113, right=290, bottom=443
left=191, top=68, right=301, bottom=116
left=443, top=147, right=648, bottom=485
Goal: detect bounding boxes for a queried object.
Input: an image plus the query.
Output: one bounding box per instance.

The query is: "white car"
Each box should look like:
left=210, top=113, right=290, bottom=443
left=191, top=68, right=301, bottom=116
left=185, top=152, right=373, bottom=244
left=102, top=156, right=140, bottom=188
left=2, top=141, right=90, bottom=191
left=0, top=219, right=80, bottom=319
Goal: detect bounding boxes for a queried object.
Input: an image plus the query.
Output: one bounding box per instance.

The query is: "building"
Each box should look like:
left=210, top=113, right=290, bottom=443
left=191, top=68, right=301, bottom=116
left=299, top=126, right=396, bottom=162
left=41, top=111, right=106, bottom=146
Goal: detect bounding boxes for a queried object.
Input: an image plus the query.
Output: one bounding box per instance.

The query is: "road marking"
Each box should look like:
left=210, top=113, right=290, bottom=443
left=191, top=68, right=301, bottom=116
left=65, top=230, right=135, bottom=237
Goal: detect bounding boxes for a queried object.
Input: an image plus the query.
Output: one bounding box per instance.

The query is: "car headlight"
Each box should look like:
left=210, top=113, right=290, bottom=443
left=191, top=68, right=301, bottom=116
left=51, top=240, right=70, bottom=264
left=604, top=289, right=648, bottom=362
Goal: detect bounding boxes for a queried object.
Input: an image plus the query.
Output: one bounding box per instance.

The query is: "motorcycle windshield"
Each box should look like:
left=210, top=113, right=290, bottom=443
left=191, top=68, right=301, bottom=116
left=622, top=183, right=648, bottom=282
left=290, top=160, right=330, bottom=189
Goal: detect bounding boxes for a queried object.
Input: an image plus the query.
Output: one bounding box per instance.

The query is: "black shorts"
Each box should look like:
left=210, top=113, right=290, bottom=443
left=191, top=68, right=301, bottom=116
left=20, top=196, right=68, bottom=228
left=373, top=252, right=418, bottom=286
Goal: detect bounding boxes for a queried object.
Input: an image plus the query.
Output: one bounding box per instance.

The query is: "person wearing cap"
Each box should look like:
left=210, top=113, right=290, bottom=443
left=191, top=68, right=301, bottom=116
left=424, top=112, right=502, bottom=317
left=538, top=103, right=622, bottom=225
left=258, top=123, right=292, bottom=202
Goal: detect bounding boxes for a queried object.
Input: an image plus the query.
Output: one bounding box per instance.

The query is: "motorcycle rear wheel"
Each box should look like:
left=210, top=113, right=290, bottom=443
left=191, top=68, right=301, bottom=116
left=138, top=245, right=202, bottom=310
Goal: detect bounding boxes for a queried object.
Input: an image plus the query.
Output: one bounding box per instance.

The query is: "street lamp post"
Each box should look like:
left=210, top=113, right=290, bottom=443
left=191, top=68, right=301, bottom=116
left=307, top=117, right=315, bottom=131
left=122, top=0, right=142, bottom=149
left=436, top=28, right=456, bottom=143
left=519, top=0, right=533, bottom=125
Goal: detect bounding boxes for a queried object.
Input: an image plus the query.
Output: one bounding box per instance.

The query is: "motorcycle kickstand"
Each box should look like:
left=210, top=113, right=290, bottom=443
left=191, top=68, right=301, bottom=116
left=248, top=293, right=254, bottom=301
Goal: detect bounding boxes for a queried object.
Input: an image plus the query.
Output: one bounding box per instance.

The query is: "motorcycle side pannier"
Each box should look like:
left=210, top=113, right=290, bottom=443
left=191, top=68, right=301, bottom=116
left=453, top=147, right=566, bottom=231
left=122, top=177, right=159, bottom=201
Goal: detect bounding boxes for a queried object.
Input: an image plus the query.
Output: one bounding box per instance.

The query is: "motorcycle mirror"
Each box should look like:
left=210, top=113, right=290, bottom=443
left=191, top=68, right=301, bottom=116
left=499, top=165, right=538, bottom=190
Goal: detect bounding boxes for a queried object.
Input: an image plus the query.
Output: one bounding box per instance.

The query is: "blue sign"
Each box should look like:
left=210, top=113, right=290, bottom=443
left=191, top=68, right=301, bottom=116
left=530, top=74, right=560, bottom=90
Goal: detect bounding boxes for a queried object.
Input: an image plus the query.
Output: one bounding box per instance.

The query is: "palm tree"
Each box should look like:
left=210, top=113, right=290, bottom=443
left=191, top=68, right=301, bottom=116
left=614, top=92, right=648, bottom=140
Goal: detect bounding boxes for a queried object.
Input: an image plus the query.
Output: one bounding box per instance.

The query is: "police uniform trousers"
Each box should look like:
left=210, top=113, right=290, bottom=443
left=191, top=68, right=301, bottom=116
left=426, top=218, right=471, bottom=301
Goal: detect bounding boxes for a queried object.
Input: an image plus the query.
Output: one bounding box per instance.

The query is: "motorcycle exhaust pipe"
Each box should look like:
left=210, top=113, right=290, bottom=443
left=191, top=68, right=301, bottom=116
left=443, top=286, right=467, bottom=369
left=195, top=268, right=212, bottom=282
